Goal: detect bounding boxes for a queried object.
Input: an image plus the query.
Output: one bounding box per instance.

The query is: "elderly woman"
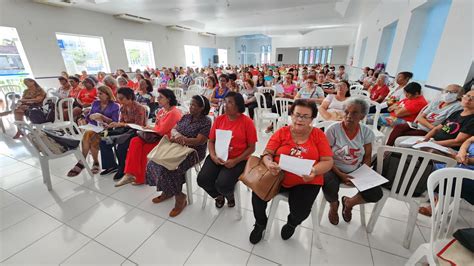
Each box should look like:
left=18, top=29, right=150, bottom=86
left=295, top=74, right=325, bottom=104
left=103, top=75, right=118, bottom=96
left=68, top=86, right=119, bottom=176
left=321, top=98, right=382, bottom=225
left=368, top=74, right=390, bottom=103
left=249, top=99, right=333, bottom=244
left=197, top=92, right=257, bottom=208
left=117, top=76, right=128, bottom=88
left=387, top=84, right=464, bottom=146
left=13, top=78, right=47, bottom=138
left=116, top=89, right=182, bottom=186
left=146, top=95, right=212, bottom=217
left=318, top=80, right=351, bottom=121
left=99, top=87, right=147, bottom=179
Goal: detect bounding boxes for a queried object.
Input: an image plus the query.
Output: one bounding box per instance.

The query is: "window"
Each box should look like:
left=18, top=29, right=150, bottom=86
left=309, top=49, right=315, bottom=64
left=266, top=45, right=271, bottom=64
left=124, top=39, right=155, bottom=71
left=315, top=49, right=321, bottom=64
left=184, top=45, right=201, bottom=67
left=303, top=49, right=309, bottom=64
left=260, top=45, right=265, bottom=64
left=56, top=33, right=110, bottom=74
left=0, top=26, right=33, bottom=86
left=298, top=49, right=304, bottom=64
left=218, top=49, right=228, bottom=66
left=321, top=49, right=327, bottom=65
left=326, top=48, right=333, bottom=64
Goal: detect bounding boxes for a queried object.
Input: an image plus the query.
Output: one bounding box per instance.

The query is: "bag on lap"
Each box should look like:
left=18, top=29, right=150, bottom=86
left=147, top=136, right=198, bottom=170
left=137, top=131, right=161, bottom=143
left=101, top=127, right=136, bottom=145
left=26, top=100, right=55, bottom=124
left=239, top=155, right=284, bottom=201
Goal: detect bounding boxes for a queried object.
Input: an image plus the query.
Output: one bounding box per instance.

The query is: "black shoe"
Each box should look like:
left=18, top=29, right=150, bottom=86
left=113, top=171, right=124, bottom=181
left=281, top=223, right=296, bottom=240
left=249, top=223, right=266, bottom=244
left=100, top=167, right=118, bottom=176
left=226, top=195, right=235, bottom=208
left=215, top=195, right=225, bottom=208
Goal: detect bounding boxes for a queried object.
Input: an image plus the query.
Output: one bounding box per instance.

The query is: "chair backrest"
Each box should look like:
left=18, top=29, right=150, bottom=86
left=15, top=121, right=55, bottom=157
left=350, top=89, right=369, bottom=98
left=57, top=97, right=75, bottom=122
left=194, top=77, right=205, bottom=87
left=186, top=85, right=204, bottom=98
left=427, top=168, right=473, bottom=247
left=171, top=88, right=184, bottom=105
left=414, top=104, right=429, bottom=123
left=258, top=87, right=276, bottom=96
left=350, top=84, right=364, bottom=91
left=375, top=146, right=457, bottom=201
left=2, top=92, right=19, bottom=112
left=0, top=85, right=23, bottom=95
left=143, top=105, right=150, bottom=119
left=254, top=92, right=268, bottom=110
left=46, top=88, right=56, bottom=97
left=274, top=98, right=294, bottom=125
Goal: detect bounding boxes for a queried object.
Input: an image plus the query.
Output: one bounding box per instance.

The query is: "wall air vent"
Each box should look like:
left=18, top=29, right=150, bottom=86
left=166, top=25, right=192, bottom=31
left=114, top=13, right=151, bottom=24
left=33, top=0, right=76, bottom=7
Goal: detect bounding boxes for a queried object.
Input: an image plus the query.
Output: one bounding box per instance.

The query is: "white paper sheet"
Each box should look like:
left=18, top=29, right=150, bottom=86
left=127, top=123, right=156, bottom=133
left=399, top=136, right=424, bottom=147
left=215, top=129, right=232, bottom=161
left=79, top=124, right=104, bottom=133
left=413, top=141, right=452, bottom=154
left=279, top=154, right=315, bottom=177
left=348, top=164, right=389, bottom=192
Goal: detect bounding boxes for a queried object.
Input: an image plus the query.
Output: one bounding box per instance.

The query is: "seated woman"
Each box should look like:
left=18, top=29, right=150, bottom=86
left=77, top=77, right=98, bottom=108
left=295, top=75, right=325, bottom=105
left=377, top=71, right=413, bottom=112
left=203, top=76, right=217, bottom=98
left=209, top=74, right=230, bottom=108
left=146, top=95, right=212, bottom=217
left=325, top=72, right=337, bottom=83
left=197, top=92, right=257, bottom=208
left=53, top=76, right=72, bottom=99
left=368, top=74, right=390, bottom=103
left=115, top=89, right=182, bottom=187
left=167, top=72, right=178, bottom=88
left=249, top=99, right=333, bottom=244
left=277, top=73, right=297, bottom=99
left=322, top=98, right=382, bottom=225
left=413, top=90, right=474, bottom=149
left=256, top=72, right=265, bottom=87
left=241, top=78, right=257, bottom=119
left=371, top=82, right=427, bottom=127
left=387, top=84, right=464, bottom=146
left=136, top=79, right=154, bottom=106
left=117, top=76, right=128, bottom=88
left=318, top=80, right=351, bottom=121
left=103, top=75, right=119, bottom=96
left=99, top=87, right=147, bottom=180
left=68, top=86, right=119, bottom=176
left=13, top=78, right=47, bottom=138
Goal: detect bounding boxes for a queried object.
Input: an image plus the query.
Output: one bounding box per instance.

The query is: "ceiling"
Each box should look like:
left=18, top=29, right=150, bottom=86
left=65, top=0, right=381, bottom=36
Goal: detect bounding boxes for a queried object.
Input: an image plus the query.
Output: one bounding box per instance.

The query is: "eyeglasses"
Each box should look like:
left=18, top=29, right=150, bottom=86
left=462, top=94, right=474, bottom=101
left=292, top=113, right=312, bottom=121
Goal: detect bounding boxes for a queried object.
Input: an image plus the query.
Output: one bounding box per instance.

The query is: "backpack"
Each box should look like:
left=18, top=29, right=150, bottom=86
left=26, top=100, right=55, bottom=124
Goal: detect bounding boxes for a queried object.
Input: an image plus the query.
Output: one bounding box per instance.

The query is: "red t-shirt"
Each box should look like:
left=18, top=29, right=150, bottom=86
left=209, top=114, right=257, bottom=160
left=127, top=80, right=137, bottom=90
left=370, top=84, right=390, bottom=102
left=265, top=126, right=333, bottom=187
left=77, top=88, right=97, bottom=106
left=390, top=96, right=428, bottom=122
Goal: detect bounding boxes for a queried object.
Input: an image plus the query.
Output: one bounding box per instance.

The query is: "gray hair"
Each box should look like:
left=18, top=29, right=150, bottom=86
left=117, top=76, right=128, bottom=86
left=343, top=97, right=370, bottom=116
left=103, top=75, right=117, bottom=87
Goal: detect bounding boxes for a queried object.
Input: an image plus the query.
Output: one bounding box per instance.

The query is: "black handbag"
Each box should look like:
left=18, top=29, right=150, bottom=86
left=101, top=127, right=136, bottom=145
left=454, top=228, right=474, bottom=252
left=137, top=131, right=161, bottom=143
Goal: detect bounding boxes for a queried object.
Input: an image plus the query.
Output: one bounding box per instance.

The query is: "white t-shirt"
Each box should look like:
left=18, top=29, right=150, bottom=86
left=417, top=100, right=463, bottom=131
left=323, top=94, right=346, bottom=113
left=325, top=122, right=375, bottom=173
left=297, top=86, right=324, bottom=99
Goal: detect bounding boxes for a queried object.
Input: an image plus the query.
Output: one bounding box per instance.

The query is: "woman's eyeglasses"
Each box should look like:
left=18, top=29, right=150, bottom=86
left=292, top=113, right=312, bottom=121
left=462, top=95, right=474, bottom=101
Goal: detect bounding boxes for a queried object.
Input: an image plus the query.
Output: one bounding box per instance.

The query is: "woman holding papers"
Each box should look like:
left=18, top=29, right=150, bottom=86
left=67, top=86, right=119, bottom=177
left=115, top=89, right=182, bottom=187
left=99, top=88, right=147, bottom=180
left=249, top=99, right=333, bottom=244
left=197, top=92, right=257, bottom=209
left=321, top=98, right=383, bottom=225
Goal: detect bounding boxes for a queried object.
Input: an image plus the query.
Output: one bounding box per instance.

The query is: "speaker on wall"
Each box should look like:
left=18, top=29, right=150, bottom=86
left=213, top=55, right=219, bottom=63
left=277, top=54, right=283, bottom=62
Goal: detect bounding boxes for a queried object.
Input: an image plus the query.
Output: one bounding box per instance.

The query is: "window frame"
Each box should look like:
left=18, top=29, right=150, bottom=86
left=123, top=39, right=156, bottom=71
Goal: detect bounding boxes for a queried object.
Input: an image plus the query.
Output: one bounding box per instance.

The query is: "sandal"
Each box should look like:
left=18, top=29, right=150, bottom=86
left=152, top=194, right=173, bottom=204
left=341, top=196, right=352, bottom=223
left=215, top=195, right=225, bottom=208
left=91, top=162, right=100, bottom=175
left=169, top=194, right=187, bottom=217
left=419, top=205, right=432, bottom=217
left=67, top=162, right=84, bottom=177
left=328, top=201, right=340, bottom=225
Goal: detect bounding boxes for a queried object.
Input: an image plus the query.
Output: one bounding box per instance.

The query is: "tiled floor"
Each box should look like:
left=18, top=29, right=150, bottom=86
left=0, top=122, right=472, bottom=265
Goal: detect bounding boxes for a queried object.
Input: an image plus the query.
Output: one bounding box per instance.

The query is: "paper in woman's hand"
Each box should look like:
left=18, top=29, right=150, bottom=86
left=127, top=123, right=156, bottom=133
left=215, top=129, right=232, bottom=161
left=278, top=154, right=315, bottom=177
left=79, top=124, right=104, bottom=133
left=348, top=165, right=388, bottom=191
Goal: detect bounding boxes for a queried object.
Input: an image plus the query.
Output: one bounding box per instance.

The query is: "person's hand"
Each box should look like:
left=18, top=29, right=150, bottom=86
left=224, top=158, right=238, bottom=168
left=172, top=135, right=186, bottom=145
left=77, top=118, right=87, bottom=126
left=89, top=113, right=103, bottom=122
left=210, top=154, right=225, bottom=165
left=267, top=161, right=281, bottom=176
left=301, top=167, right=318, bottom=182
left=107, top=122, right=122, bottom=128
left=456, top=150, right=468, bottom=164
left=340, top=173, right=354, bottom=186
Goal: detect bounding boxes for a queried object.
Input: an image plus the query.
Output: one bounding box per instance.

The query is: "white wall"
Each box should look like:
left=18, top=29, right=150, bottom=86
left=352, top=0, right=473, bottom=99
left=0, top=0, right=236, bottom=80
left=274, top=48, right=299, bottom=64
left=271, top=27, right=357, bottom=63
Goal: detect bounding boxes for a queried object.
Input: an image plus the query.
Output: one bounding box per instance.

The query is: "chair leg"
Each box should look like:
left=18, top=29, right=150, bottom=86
left=366, top=193, right=388, bottom=233
left=0, top=118, right=5, bottom=133
left=318, top=195, right=327, bottom=224
left=235, top=182, right=242, bottom=220
left=360, top=204, right=366, bottom=227
left=311, top=202, right=323, bottom=249
left=39, top=159, right=52, bottom=191
left=264, top=197, right=281, bottom=240
left=404, top=201, right=419, bottom=249
left=75, top=151, right=93, bottom=177
left=185, top=169, right=193, bottom=205
left=405, top=243, right=429, bottom=266
left=201, top=189, right=208, bottom=209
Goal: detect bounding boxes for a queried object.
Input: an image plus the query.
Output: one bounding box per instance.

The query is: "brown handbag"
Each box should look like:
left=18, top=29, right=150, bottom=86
left=239, top=155, right=284, bottom=201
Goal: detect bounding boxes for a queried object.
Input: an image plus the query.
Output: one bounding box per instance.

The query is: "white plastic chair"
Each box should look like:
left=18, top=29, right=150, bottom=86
left=366, top=146, right=457, bottom=249
left=42, top=98, right=82, bottom=139
left=254, top=92, right=278, bottom=131
left=0, top=85, right=23, bottom=97
left=350, top=89, right=370, bottom=98
left=0, top=92, right=19, bottom=133
left=265, top=193, right=323, bottom=249
left=350, top=84, right=364, bottom=91
left=201, top=181, right=242, bottom=220
left=171, top=87, right=184, bottom=106
left=15, top=121, right=92, bottom=190
left=274, top=98, right=294, bottom=130
left=406, top=168, right=473, bottom=266
left=194, top=77, right=205, bottom=87
left=186, top=85, right=204, bottom=100
left=184, top=163, right=203, bottom=205
left=258, top=87, right=276, bottom=105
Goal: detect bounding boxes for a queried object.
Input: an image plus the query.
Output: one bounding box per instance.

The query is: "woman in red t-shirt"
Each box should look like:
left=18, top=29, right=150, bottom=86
left=249, top=99, right=334, bottom=244
left=197, top=92, right=257, bottom=208
left=368, top=74, right=390, bottom=103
